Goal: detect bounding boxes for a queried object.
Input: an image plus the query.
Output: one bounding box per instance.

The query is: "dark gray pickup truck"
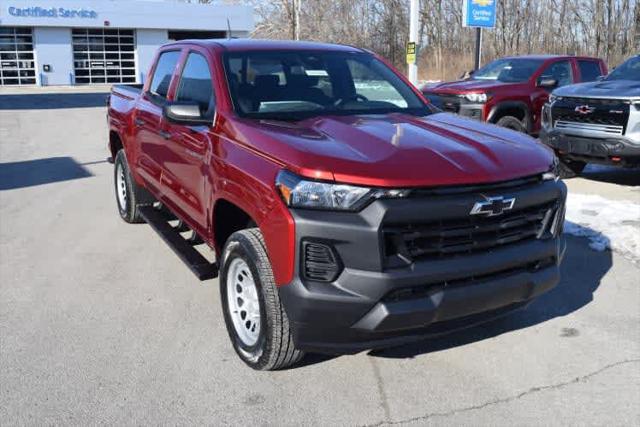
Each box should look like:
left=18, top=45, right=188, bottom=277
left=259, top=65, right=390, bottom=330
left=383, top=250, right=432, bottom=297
left=541, top=54, right=640, bottom=176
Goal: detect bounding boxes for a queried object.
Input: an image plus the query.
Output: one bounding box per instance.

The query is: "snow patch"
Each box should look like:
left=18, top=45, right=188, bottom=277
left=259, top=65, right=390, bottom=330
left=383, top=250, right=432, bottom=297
left=564, top=193, right=640, bottom=263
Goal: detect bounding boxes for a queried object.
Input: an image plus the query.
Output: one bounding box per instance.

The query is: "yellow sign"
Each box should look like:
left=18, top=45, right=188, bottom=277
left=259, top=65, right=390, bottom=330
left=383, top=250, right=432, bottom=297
left=406, top=42, right=416, bottom=65
left=472, top=0, right=494, bottom=6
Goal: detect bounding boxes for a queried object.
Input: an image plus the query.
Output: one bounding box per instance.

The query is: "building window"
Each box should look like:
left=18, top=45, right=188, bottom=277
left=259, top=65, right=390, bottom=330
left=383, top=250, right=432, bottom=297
left=0, top=27, right=36, bottom=86
left=72, top=28, right=136, bottom=84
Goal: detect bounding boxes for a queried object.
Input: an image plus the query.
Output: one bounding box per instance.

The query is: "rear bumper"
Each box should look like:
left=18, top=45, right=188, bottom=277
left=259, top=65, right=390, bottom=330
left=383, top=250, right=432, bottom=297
left=540, top=128, right=640, bottom=166
left=279, top=180, right=567, bottom=354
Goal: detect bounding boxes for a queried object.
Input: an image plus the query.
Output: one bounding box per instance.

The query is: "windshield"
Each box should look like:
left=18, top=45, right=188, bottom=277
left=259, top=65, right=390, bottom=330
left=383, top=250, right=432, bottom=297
left=605, top=56, right=640, bottom=81
left=223, top=51, right=429, bottom=120
left=472, top=58, right=544, bottom=83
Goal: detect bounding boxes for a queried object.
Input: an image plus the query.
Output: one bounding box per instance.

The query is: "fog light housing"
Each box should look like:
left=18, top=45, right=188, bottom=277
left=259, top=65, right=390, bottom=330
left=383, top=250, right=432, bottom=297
left=302, top=241, right=342, bottom=282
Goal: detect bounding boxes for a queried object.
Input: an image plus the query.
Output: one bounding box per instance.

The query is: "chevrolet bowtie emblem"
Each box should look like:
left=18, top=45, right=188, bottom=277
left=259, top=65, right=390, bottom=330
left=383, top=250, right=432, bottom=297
left=575, top=105, right=595, bottom=114
left=470, top=196, right=516, bottom=217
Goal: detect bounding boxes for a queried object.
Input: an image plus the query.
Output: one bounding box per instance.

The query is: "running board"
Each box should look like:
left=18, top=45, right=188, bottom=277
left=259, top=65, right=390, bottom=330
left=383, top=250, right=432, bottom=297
left=139, top=206, right=218, bottom=281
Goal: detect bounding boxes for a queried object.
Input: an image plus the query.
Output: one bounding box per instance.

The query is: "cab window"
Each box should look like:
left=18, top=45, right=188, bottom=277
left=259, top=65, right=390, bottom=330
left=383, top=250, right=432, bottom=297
left=149, top=50, right=181, bottom=100
left=176, top=52, right=214, bottom=116
left=578, top=60, right=602, bottom=82
left=540, top=60, right=573, bottom=87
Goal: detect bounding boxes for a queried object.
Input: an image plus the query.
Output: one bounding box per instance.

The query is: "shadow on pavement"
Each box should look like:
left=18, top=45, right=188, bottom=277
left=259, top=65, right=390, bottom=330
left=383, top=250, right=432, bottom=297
left=575, top=164, right=640, bottom=187
left=0, top=93, right=109, bottom=110
left=367, top=235, right=611, bottom=360
left=0, top=157, right=94, bottom=190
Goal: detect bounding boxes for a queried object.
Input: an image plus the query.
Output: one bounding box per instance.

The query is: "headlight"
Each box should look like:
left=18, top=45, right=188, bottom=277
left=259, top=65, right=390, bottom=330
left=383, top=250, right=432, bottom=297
left=464, top=93, right=488, bottom=103
left=549, top=94, right=562, bottom=103
left=276, top=170, right=411, bottom=211
left=542, top=157, right=560, bottom=181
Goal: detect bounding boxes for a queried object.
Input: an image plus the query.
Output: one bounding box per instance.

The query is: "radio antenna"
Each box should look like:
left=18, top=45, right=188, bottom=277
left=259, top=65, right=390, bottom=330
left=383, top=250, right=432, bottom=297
left=227, top=18, right=232, bottom=39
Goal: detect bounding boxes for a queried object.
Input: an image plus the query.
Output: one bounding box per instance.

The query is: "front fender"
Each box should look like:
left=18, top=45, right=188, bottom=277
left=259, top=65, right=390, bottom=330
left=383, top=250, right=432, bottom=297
left=211, top=135, right=295, bottom=286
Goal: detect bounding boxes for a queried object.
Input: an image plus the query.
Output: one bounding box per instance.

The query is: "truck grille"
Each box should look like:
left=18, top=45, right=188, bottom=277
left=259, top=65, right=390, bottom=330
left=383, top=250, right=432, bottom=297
left=551, top=97, right=629, bottom=134
left=383, top=201, right=557, bottom=262
left=425, top=93, right=461, bottom=113
left=555, top=120, right=624, bottom=135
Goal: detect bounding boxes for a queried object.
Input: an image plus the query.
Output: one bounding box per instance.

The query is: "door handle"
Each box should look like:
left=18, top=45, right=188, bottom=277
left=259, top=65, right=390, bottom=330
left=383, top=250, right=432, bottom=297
left=159, top=130, right=171, bottom=140
left=134, top=118, right=145, bottom=127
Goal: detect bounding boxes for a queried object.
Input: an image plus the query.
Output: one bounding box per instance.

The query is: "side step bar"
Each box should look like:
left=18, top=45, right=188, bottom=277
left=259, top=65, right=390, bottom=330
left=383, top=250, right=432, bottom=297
left=139, top=206, right=218, bottom=281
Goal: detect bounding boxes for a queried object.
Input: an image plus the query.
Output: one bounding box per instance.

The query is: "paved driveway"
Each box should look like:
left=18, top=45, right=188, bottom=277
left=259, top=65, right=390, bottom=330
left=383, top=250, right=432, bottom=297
left=1, top=89, right=639, bottom=425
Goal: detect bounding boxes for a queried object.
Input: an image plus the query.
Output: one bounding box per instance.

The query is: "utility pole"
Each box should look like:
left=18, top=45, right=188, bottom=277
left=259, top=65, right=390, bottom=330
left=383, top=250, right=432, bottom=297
left=408, top=0, right=419, bottom=85
left=294, top=0, right=301, bottom=40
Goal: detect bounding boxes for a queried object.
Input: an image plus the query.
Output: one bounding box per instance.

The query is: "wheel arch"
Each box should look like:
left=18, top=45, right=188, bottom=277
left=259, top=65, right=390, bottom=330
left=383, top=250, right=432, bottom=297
left=212, top=198, right=258, bottom=253
left=487, top=101, right=532, bottom=132
left=109, top=130, right=124, bottom=159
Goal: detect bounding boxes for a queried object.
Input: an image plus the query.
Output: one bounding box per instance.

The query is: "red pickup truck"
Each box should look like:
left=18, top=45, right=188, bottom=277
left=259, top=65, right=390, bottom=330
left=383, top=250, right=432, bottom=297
left=108, top=39, right=566, bottom=370
left=422, top=55, right=607, bottom=134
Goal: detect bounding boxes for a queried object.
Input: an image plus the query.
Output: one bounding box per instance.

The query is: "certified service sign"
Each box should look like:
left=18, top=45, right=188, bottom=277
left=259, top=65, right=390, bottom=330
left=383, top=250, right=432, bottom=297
left=462, top=0, right=497, bottom=28
left=8, top=6, right=98, bottom=19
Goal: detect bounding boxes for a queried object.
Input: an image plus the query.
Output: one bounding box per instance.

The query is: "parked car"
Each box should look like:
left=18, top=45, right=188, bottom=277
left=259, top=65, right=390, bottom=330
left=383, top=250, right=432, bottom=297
left=422, top=55, right=607, bottom=134
left=107, top=40, right=567, bottom=370
left=540, top=54, right=640, bottom=176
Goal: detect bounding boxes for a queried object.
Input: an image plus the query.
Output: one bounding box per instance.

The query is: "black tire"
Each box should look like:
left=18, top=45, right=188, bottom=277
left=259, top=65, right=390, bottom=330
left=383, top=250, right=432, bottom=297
left=220, top=228, right=304, bottom=370
left=113, top=149, right=154, bottom=223
left=557, top=158, right=587, bottom=179
left=495, top=115, right=527, bottom=133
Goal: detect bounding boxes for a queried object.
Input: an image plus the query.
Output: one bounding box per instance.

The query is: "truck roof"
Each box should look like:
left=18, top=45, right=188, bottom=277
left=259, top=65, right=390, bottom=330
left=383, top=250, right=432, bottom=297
left=500, top=54, right=601, bottom=61
left=164, top=38, right=365, bottom=53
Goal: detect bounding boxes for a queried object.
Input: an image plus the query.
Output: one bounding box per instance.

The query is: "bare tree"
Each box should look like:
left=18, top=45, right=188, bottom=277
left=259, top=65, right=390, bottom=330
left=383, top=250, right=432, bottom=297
left=247, top=0, right=638, bottom=80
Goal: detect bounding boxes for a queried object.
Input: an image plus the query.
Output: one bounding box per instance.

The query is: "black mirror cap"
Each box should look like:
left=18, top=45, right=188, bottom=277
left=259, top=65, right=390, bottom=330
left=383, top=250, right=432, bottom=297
left=537, top=77, right=558, bottom=88
left=163, top=102, right=212, bottom=126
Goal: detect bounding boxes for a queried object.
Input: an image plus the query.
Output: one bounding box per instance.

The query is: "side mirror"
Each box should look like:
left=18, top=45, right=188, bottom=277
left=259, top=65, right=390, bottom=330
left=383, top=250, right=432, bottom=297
left=537, top=77, right=558, bottom=88
left=163, top=101, right=211, bottom=126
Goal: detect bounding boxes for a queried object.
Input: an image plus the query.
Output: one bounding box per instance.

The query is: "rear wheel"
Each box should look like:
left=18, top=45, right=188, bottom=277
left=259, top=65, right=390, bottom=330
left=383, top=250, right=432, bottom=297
left=113, top=150, right=154, bottom=223
left=557, top=158, right=587, bottom=178
left=496, top=115, right=526, bottom=133
left=220, top=228, right=304, bottom=370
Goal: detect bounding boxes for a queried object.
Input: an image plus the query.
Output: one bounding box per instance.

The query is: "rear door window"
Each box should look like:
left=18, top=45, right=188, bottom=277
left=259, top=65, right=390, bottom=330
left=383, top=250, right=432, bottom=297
left=149, top=50, right=181, bottom=100
left=540, top=60, right=574, bottom=87
left=578, top=60, right=603, bottom=82
left=175, top=52, right=214, bottom=115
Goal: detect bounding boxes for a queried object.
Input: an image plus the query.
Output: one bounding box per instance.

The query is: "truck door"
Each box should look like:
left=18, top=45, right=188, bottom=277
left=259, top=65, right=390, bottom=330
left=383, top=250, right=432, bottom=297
left=160, top=49, right=216, bottom=233
left=134, top=49, right=182, bottom=193
left=532, top=59, right=575, bottom=132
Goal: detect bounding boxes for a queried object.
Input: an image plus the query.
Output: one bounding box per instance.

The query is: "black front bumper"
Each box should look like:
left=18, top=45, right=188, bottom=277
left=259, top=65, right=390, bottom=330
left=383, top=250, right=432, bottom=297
left=540, top=128, right=640, bottom=166
left=279, top=179, right=567, bottom=354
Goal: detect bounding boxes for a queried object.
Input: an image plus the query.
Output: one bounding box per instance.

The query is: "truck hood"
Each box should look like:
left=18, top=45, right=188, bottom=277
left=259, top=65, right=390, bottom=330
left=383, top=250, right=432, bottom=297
left=231, top=112, right=554, bottom=187
left=554, top=80, right=640, bottom=99
left=424, top=79, right=520, bottom=94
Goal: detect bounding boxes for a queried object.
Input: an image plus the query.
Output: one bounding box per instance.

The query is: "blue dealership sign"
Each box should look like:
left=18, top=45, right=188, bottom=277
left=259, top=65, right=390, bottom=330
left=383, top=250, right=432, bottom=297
left=463, top=0, right=497, bottom=28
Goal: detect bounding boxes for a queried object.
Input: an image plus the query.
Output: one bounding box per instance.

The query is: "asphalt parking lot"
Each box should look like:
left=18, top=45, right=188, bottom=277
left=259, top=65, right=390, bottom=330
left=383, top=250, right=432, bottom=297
left=1, top=87, right=639, bottom=425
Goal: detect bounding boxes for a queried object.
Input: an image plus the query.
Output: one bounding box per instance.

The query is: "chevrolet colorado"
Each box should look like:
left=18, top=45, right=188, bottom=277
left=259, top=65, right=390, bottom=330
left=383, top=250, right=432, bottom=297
left=422, top=55, right=606, bottom=135
left=108, top=39, right=566, bottom=370
left=541, top=54, right=640, bottom=175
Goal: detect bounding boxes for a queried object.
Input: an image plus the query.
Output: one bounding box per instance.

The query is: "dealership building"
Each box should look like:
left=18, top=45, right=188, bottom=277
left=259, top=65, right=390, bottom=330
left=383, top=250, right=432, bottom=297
left=0, top=0, right=254, bottom=86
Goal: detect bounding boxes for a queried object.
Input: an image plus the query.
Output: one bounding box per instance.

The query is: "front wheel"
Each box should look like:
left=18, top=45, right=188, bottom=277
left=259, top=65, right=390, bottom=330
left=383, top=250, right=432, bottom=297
left=495, top=115, right=527, bottom=133
left=220, top=228, right=304, bottom=370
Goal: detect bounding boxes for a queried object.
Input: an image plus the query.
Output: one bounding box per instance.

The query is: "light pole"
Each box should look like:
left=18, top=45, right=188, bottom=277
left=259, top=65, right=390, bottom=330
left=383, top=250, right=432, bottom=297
left=294, top=0, right=301, bottom=40
left=408, top=0, right=419, bottom=85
